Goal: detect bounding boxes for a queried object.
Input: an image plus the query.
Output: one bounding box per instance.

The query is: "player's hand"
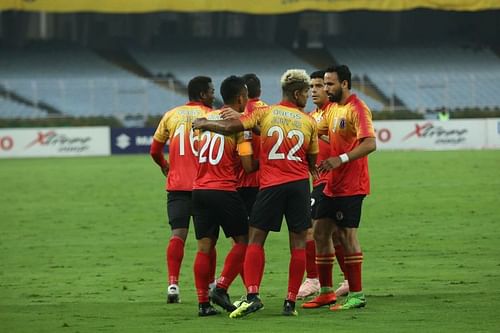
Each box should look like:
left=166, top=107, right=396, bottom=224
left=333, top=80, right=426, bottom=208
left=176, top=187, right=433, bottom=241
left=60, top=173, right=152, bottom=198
left=318, top=156, right=342, bottom=172
left=161, top=163, right=169, bottom=177
left=309, top=165, right=320, bottom=180
left=192, top=117, right=207, bottom=129
left=220, top=107, right=241, bottom=120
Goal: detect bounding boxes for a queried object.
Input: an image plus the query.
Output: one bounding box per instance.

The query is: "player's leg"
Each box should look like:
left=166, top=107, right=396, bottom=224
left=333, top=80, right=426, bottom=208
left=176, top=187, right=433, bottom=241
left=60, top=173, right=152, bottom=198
left=194, top=236, right=220, bottom=316
left=332, top=226, right=349, bottom=297
left=236, top=186, right=258, bottom=285
left=303, top=194, right=338, bottom=309
left=298, top=183, right=325, bottom=299
left=211, top=192, right=249, bottom=312
left=192, top=190, right=222, bottom=316
left=165, top=191, right=192, bottom=303
left=302, top=218, right=337, bottom=308
left=282, top=179, right=311, bottom=316
left=230, top=186, right=284, bottom=318
left=329, top=195, right=366, bottom=311
left=229, top=226, right=268, bottom=318
left=284, top=229, right=307, bottom=316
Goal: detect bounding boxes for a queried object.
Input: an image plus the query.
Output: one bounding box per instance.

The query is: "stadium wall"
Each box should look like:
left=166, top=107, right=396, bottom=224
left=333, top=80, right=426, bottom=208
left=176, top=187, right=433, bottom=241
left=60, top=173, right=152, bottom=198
left=1, top=119, right=499, bottom=158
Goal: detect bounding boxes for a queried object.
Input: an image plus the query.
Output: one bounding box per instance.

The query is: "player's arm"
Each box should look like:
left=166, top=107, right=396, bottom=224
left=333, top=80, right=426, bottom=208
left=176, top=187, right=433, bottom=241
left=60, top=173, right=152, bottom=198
left=150, top=114, right=171, bottom=176
left=307, top=153, right=319, bottom=180
left=307, top=122, right=320, bottom=179
left=221, top=107, right=261, bottom=135
left=240, top=155, right=259, bottom=173
left=150, top=139, right=169, bottom=176
left=237, top=135, right=259, bottom=173
left=318, top=137, right=376, bottom=172
left=193, top=117, right=244, bottom=134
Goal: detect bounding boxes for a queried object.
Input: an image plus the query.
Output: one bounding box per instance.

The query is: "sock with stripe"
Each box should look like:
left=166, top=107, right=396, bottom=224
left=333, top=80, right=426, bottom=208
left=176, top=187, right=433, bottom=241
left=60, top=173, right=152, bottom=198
left=344, top=252, right=363, bottom=292
left=316, top=253, right=335, bottom=293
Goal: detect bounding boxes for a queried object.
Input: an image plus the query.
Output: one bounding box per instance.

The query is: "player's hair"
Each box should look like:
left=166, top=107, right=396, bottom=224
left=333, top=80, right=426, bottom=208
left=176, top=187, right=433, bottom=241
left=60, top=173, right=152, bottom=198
left=281, top=69, right=310, bottom=97
left=325, top=65, right=352, bottom=89
left=242, top=73, right=261, bottom=99
left=220, top=75, right=246, bottom=104
left=310, top=70, right=325, bottom=80
left=188, top=76, right=212, bottom=101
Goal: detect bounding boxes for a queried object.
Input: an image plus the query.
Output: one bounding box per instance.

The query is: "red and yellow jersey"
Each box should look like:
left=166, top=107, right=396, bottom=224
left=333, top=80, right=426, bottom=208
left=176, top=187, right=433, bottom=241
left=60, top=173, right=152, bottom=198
left=240, top=101, right=319, bottom=189
left=237, top=98, right=267, bottom=188
left=310, top=103, right=331, bottom=187
left=153, top=101, right=211, bottom=191
left=193, top=110, right=252, bottom=192
left=317, top=94, right=375, bottom=197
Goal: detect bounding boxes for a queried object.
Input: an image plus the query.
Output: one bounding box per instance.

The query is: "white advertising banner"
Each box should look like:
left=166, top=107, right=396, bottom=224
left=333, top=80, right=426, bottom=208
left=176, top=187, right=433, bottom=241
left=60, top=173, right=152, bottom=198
left=373, top=119, right=494, bottom=150
left=0, top=127, right=111, bottom=158
left=485, top=118, right=500, bottom=148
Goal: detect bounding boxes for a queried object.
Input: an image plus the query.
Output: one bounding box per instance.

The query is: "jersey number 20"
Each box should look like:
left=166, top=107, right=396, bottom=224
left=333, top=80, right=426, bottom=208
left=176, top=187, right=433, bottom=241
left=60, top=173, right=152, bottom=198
left=199, top=132, right=224, bottom=165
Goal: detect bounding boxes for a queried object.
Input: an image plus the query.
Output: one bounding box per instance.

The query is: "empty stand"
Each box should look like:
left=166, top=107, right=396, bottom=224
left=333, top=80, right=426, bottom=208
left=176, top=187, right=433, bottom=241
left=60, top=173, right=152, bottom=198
left=0, top=43, right=186, bottom=118
left=329, top=45, right=500, bottom=111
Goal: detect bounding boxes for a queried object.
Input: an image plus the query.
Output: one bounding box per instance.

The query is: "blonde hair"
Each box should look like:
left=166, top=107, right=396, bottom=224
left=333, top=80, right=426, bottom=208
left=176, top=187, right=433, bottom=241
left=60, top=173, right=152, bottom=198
left=280, top=69, right=310, bottom=88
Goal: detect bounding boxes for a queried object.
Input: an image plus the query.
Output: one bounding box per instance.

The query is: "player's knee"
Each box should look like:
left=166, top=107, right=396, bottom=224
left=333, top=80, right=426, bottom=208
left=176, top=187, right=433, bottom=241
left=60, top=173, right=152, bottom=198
left=171, top=228, right=189, bottom=241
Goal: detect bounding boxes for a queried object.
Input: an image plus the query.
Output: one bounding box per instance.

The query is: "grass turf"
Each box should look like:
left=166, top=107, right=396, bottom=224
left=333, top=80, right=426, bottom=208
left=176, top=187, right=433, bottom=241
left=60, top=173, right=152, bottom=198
left=1, top=150, right=499, bottom=332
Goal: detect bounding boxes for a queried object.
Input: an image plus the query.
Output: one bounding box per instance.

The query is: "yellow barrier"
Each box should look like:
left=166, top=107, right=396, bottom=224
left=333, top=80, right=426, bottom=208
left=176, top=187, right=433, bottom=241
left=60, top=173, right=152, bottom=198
left=1, top=0, right=500, bottom=13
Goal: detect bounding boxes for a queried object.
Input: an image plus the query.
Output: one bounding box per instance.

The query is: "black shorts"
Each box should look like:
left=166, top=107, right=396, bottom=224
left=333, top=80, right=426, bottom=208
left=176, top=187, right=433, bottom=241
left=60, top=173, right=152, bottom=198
left=192, top=189, right=249, bottom=240
left=315, top=194, right=366, bottom=228
left=167, top=191, right=192, bottom=229
left=237, top=187, right=259, bottom=217
left=311, top=183, right=327, bottom=220
left=250, top=179, right=311, bottom=233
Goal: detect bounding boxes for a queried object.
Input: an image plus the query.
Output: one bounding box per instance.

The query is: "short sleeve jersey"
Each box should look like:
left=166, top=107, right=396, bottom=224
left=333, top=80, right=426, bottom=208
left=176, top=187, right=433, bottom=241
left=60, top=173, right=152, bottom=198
left=237, top=98, right=267, bottom=188
left=193, top=110, right=249, bottom=192
left=310, top=103, right=331, bottom=187
left=240, top=101, right=319, bottom=189
left=317, top=94, right=375, bottom=197
left=153, top=101, right=210, bottom=191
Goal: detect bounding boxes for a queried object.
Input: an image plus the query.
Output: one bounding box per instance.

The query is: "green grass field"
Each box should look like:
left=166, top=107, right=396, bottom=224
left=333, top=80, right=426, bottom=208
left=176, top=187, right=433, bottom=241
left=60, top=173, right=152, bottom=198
left=1, top=151, right=500, bottom=333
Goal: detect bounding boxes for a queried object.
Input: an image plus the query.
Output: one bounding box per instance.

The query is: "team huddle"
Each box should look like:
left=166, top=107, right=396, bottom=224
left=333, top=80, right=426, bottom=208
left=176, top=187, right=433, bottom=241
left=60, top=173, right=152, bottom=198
left=150, top=65, right=376, bottom=318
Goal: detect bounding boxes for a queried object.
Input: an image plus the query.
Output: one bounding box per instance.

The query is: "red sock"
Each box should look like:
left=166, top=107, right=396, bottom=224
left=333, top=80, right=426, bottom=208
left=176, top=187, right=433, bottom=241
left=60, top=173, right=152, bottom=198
left=193, top=251, right=211, bottom=303
left=334, top=244, right=347, bottom=280
left=209, top=246, right=217, bottom=284
left=305, top=240, right=318, bottom=279
left=217, top=243, right=247, bottom=290
left=344, top=252, right=363, bottom=292
left=167, top=236, right=184, bottom=285
left=316, top=253, right=335, bottom=290
left=287, top=248, right=306, bottom=301
left=239, top=263, right=245, bottom=286
left=244, top=244, right=265, bottom=294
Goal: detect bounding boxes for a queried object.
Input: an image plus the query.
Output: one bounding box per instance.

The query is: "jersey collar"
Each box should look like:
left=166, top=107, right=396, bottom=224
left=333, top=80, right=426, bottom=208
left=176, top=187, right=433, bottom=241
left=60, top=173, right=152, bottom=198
left=279, top=100, right=299, bottom=108
left=186, top=101, right=207, bottom=107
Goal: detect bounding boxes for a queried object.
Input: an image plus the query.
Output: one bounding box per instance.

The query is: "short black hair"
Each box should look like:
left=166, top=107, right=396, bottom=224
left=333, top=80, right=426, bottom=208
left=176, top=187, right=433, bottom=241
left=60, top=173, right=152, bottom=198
left=188, top=76, right=212, bottom=101
left=220, top=75, right=246, bottom=105
left=325, top=65, right=352, bottom=89
left=310, top=70, right=325, bottom=80
left=242, top=73, right=261, bottom=99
